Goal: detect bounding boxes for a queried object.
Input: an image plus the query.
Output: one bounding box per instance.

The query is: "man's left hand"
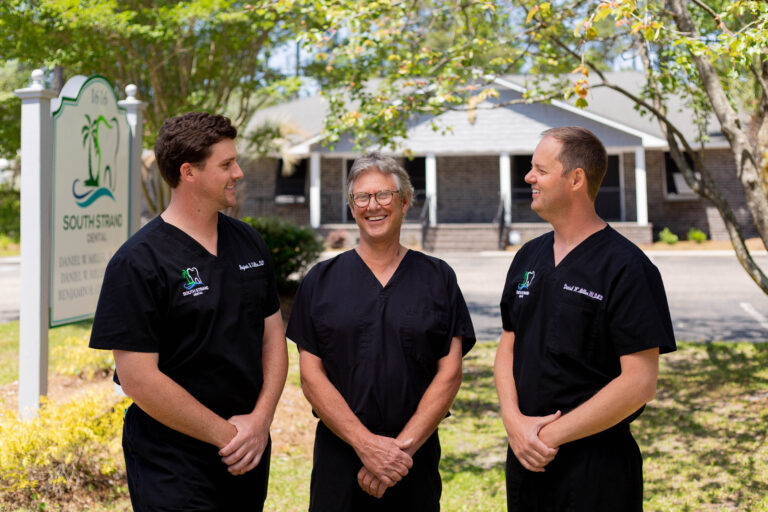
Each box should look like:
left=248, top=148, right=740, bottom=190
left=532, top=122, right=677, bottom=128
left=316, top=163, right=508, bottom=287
left=219, top=414, right=269, bottom=475
left=357, top=466, right=389, bottom=498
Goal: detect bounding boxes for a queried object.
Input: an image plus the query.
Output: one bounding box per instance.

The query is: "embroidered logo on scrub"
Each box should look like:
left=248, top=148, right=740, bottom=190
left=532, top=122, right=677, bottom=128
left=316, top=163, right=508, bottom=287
left=516, top=270, right=535, bottom=297
left=182, top=267, right=209, bottom=297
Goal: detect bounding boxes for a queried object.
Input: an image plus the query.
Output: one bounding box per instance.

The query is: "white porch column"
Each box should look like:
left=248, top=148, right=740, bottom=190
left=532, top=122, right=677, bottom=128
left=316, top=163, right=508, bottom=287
left=634, top=148, right=648, bottom=225
left=309, top=152, right=321, bottom=228
left=499, top=152, right=512, bottom=225
left=118, top=84, right=146, bottom=235
left=425, top=153, right=437, bottom=226
left=15, top=70, right=57, bottom=418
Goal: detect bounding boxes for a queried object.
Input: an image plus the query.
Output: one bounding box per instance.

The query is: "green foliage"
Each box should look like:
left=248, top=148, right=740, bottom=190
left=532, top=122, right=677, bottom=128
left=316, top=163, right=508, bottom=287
left=687, top=227, right=708, bottom=244
left=2, top=1, right=305, bottom=146
left=0, top=186, right=19, bottom=242
left=241, top=216, right=323, bottom=293
left=658, top=227, right=679, bottom=245
left=0, top=60, right=27, bottom=161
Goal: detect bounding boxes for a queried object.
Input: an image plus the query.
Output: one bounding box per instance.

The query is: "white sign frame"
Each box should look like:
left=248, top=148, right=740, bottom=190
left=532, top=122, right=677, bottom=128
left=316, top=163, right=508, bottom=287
left=50, top=75, right=131, bottom=327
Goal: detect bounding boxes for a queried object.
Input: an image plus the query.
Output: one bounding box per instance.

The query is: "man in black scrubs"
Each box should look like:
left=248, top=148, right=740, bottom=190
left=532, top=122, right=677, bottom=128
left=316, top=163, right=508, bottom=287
left=495, top=126, right=676, bottom=511
left=287, top=152, right=475, bottom=511
left=89, top=112, right=288, bottom=511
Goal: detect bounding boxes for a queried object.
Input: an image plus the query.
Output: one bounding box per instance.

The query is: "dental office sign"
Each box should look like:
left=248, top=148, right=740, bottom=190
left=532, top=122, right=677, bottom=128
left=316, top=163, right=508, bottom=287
left=51, top=75, right=130, bottom=326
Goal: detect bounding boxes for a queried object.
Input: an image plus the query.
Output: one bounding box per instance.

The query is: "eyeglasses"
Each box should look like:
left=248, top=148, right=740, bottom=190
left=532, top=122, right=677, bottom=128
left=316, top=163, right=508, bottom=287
left=350, top=190, right=400, bottom=208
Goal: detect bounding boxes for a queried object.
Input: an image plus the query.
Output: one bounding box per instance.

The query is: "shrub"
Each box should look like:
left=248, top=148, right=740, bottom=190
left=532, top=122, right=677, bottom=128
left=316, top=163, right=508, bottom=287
left=687, top=227, right=708, bottom=244
left=52, top=336, right=114, bottom=379
left=0, top=186, right=20, bottom=242
left=242, top=216, right=324, bottom=293
left=658, top=227, right=679, bottom=245
left=0, top=391, right=130, bottom=509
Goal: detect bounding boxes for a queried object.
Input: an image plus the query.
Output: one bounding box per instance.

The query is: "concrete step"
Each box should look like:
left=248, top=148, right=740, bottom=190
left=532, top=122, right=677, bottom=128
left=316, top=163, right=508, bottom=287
left=424, top=224, right=501, bottom=252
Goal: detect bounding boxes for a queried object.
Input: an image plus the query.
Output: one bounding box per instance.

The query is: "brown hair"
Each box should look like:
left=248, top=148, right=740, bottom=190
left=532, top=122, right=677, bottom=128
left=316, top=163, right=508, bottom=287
left=154, top=112, right=237, bottom=188
left=541, top=126, right=607, bottom=200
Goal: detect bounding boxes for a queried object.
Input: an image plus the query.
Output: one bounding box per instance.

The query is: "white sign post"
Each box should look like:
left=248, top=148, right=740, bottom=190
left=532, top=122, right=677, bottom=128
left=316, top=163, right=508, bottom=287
left=50, top=75, right=131, bottom=326
left=15, top=70, right=56, bottom=419
left=15, top=71, right=144, bottom=417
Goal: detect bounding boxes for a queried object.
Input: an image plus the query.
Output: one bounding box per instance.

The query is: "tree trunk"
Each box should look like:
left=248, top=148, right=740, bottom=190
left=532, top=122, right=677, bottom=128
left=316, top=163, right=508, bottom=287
left=668, top=0, right=768, bottom=295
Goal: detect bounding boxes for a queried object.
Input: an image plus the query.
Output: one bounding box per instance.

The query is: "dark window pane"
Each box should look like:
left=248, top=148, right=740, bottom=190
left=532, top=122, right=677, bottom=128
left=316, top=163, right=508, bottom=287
left=595, top=190, right=621, bottom=220
left=512, top=154, right=532, bottom=202
left=275, top=158, right=307, bottom=197
left=404, top=157, right=426, bottom=203
left=602, top=155, right=620, bottom=187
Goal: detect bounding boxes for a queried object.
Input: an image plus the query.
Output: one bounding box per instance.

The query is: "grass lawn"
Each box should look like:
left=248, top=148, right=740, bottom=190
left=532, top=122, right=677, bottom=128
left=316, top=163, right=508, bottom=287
left=267, top=341, right=768, bottom=511
left=1, top=327, right=767, bottom=511
left=0, top=320, right=94, bottom=386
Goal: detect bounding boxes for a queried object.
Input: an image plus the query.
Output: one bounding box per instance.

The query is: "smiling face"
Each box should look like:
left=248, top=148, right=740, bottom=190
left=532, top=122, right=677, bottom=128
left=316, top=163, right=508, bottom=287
left=193, top=138, right=243, bottom=210
left=525, top=135, right=573, bottom=221
left=350, top=168, right=409, bottom=245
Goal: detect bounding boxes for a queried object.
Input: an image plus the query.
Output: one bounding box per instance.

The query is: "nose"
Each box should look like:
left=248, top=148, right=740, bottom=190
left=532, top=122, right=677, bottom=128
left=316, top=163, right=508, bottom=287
left=524, top=169, right=535, bottom=184
left=232, top=161, right=244, bottom=181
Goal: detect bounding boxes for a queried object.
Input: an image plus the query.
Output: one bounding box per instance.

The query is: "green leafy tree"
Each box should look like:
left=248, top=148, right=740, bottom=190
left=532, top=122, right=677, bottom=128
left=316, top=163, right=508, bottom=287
left=308, top=0, right=768, bottom=295
left=1, top=0, right=308, bottom=212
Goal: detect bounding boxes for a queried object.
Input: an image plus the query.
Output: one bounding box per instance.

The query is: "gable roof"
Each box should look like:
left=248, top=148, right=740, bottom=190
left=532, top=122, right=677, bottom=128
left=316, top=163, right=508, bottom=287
left=242, top=71, right=727, bottom=156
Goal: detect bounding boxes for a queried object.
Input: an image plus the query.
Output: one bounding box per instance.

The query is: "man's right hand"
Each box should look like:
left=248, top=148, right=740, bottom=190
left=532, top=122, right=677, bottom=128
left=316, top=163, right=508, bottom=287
left=354, top=435, right=413, bottom=486
left=505, top=410, right=561, bottom=472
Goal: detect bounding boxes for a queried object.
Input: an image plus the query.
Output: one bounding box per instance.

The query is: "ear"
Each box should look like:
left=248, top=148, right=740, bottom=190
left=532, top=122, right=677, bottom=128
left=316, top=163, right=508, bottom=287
left=179, top=162, right=197, bottom=183
left=400, top=192, right=411, bottom=214
left=569, top=168, right=587, bottom=193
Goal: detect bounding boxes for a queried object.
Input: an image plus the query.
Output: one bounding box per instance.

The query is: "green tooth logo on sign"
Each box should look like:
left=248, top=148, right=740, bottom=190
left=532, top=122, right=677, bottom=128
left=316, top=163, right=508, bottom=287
left=72, top=113, right=120, bottom=207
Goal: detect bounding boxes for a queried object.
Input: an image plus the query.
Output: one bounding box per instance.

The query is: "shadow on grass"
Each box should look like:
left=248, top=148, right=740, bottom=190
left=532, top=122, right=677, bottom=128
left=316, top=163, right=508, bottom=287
left=637, top=342, right=768, bottom=509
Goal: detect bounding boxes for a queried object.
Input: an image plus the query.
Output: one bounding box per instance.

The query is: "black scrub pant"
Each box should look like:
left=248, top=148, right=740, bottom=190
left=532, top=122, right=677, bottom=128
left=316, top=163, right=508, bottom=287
left=123, top=405, right=271, bottom=512
left=505, top=424, right=643, bottom=512
left=309, top=421, right=442, bottom=512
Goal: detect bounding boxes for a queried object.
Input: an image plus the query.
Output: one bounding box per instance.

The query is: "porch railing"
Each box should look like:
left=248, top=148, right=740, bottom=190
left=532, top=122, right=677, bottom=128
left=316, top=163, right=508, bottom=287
left=492, top=195, right=507, bottom=250
left=420, top=195, right=431, bottom=249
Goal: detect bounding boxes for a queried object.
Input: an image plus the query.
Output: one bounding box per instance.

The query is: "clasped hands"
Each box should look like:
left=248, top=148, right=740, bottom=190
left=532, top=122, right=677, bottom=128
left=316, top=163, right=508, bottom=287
left=506, top=410, right=561, bottom=472
left=218, top=414, right=270, bottom=476
left=355, top=435, right=414, bottom=498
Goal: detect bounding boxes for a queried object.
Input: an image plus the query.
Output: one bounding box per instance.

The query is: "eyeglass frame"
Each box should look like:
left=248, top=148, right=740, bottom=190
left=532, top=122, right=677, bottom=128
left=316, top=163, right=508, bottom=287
left=349, top=189, right=401, bottom=208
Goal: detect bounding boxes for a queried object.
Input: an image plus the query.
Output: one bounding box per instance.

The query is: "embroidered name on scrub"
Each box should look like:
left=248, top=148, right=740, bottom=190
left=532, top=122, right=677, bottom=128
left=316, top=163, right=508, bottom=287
left=563, top=283, right=603, bottom=301
left=239, top=260, right=264, bottom=271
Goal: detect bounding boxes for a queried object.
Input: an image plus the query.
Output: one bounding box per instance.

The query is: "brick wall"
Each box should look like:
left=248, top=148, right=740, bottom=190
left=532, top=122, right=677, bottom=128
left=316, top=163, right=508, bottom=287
left=436, top=155, right=500, bottom=222
left=239, top=156, right=310, bottom=225
left=645, top=148, right=756, bottom=241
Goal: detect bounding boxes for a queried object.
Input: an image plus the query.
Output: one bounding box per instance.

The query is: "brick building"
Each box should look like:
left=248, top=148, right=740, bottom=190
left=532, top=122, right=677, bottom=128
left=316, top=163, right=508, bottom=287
left=237, top=72, right=756, bottom=250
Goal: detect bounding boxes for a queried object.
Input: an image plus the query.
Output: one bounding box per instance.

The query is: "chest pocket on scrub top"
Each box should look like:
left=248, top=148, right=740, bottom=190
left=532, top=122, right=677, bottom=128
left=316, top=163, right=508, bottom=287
left=550, top=292, right=600, bottom=356
left=401, top=306, right=449, bottom=373
left=238, top=268, right=269, bottom=317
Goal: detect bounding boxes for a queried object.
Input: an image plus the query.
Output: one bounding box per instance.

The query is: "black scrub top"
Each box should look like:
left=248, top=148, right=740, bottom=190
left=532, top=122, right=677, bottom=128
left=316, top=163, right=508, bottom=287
left=90, top=213, right=280, bottom=419
left=500, top=225, right=676, bottom=420
left=286, top=249, right=475, bottom=437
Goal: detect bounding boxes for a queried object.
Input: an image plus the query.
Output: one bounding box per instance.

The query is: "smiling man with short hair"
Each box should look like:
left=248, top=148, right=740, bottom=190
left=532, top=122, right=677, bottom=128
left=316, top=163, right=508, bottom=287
left=495, top=126, right=676, bottom=511
left=90, top=112, right=287, bottom=511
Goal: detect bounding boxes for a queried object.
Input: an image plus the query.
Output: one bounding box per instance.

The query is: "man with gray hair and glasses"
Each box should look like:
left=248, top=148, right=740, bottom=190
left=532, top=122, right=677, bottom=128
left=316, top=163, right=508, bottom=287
left=287, top=151, right=475, bottom=511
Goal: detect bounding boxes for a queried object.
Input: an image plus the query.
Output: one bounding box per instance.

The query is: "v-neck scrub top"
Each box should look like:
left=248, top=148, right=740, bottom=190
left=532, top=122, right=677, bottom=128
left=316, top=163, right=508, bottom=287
left=90, top=213, right=280, bottom=420
left=500, top=225, right=676, bottom=421
left=287, top=249, right=476, bottom=437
